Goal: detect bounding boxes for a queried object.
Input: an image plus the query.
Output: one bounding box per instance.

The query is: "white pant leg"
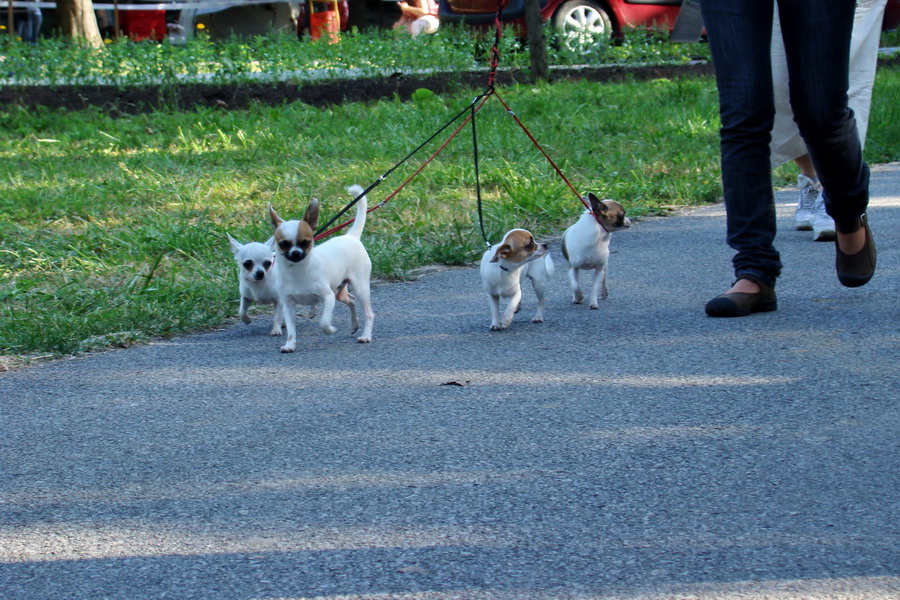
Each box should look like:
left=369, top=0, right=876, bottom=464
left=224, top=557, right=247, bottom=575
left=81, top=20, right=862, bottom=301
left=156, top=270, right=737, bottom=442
left=410, top=15, right=439, bottom=36
left=769, top=0, right=887, bottom=168
left=847, top=0, right=886, bottom=147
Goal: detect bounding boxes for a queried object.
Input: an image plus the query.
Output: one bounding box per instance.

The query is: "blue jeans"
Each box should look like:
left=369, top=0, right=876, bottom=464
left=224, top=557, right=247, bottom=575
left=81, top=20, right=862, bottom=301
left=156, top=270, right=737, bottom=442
left=16, top=8, right=43, bottom=43
left=700, top=0, right=870, bottom=288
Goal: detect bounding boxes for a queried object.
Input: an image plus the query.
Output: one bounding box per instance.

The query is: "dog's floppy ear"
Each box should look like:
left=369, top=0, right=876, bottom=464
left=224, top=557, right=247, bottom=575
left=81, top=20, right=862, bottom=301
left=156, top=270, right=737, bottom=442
left=587, top=192, right=606, bottom=216
left=226, top=233, right=243, bottom=255
left=268, top=203, right=284, bottom=229
left=490, top=244, right=512, bottom=263
left=303, top=199, right=320, bottom=230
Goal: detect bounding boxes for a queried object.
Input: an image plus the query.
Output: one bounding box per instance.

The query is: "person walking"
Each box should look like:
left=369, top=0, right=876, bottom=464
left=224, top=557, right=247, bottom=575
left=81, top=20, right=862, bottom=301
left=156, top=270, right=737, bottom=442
left=702, top=0, right=877, bottom=318
left=772, top=0, right=887, bottom=241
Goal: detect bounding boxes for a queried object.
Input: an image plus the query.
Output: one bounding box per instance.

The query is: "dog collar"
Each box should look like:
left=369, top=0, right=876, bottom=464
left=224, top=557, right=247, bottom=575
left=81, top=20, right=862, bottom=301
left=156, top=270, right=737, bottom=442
left=590, top=211, right=609, bottom=233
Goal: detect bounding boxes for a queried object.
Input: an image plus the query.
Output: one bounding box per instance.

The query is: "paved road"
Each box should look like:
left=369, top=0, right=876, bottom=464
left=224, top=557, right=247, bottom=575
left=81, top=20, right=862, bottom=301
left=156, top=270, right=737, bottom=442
left=2, top=164, right=898, bottom=600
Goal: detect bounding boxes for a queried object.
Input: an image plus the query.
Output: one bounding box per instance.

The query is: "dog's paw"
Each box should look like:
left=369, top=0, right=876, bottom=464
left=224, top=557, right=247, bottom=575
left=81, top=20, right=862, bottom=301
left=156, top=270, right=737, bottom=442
left=280, top=345, right=295, bottom=353
left=590, top=303, right=600, bottom=310
left=269, top=328, right=283, bottom=337
left=241, top=314, right=252, bottom=324
left=532, top=317, right=544, bottom=323
left=357, top=336, right=371, bottom=343
left=490, top=324, right=503, bottom=331
left=321, top=324, right=337, bottom=335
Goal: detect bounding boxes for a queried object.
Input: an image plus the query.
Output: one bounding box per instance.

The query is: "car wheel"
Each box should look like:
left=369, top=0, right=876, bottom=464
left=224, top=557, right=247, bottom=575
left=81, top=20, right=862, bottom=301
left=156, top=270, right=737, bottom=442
left=552, top=0, right=614, bottom=52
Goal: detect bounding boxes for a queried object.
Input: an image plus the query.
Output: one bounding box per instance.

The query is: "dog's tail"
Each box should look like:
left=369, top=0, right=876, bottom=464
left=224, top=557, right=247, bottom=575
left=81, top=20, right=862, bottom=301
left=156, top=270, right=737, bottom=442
left=345, top=185, right=367, bottom=239
left=545, top=253, right=555, bottom=277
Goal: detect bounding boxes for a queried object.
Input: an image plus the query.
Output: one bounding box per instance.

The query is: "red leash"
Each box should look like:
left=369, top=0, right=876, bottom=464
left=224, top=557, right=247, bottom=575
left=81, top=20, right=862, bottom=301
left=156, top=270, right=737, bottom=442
left=314, top=93, right=494, bottom=241
left=490, top=89, right=607, bottom=231
left=316, top=0, right=603, bottom=240
left=491, top=89, right=583, bottom=207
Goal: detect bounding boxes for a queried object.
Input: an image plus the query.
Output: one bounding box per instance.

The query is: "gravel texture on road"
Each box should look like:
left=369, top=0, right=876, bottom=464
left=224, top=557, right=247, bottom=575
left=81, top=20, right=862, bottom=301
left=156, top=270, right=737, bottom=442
left=2, top=163, right=898, bottom=600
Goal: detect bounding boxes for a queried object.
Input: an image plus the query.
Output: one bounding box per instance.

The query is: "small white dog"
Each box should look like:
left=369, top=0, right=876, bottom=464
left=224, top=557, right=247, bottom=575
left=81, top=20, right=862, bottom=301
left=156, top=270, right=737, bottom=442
left=227, top=233, right=284, bottom=336
left=480, top=228, right=554, bottom=331
left=561, top=193, right=631, bottom=309
left=268, top=185, right=374, bottom=353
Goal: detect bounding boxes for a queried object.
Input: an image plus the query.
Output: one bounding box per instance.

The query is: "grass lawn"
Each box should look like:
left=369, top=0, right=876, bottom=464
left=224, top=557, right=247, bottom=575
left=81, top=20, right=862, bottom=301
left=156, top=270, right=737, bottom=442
left=2, top=46, right=899, bottom=364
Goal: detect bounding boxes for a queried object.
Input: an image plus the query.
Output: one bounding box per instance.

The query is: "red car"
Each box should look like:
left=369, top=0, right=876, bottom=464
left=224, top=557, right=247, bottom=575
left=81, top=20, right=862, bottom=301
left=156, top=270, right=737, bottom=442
left=438, top=0, right=683, bottom=39
left=440, top=0, right=900, bottom=41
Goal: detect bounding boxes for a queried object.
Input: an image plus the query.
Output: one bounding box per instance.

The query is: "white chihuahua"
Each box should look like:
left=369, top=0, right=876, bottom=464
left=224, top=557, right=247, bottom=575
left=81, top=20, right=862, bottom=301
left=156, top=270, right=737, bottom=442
left=480, top=228, right=554, bottom=331
left=268, top=185, right=374, bottom=352
left=561, top=193, right=631, bottom=309
left=227, top=233, right=284, bottom=336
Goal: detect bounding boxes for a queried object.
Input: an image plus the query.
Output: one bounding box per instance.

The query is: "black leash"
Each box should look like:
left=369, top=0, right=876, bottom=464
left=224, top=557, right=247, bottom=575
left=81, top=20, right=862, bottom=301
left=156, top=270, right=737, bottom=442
left=471, top=0, right=504, bottom=246
left=471, top=97, right=491, bottom=247
left=317, top=0, right=592, bottom=247
left=315, top=92, right=491, bottom=239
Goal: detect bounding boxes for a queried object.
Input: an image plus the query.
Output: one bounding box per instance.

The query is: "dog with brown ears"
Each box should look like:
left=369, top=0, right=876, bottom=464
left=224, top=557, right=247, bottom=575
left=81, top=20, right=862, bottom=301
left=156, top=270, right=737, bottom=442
left=268, top=185, right=374, bottom=352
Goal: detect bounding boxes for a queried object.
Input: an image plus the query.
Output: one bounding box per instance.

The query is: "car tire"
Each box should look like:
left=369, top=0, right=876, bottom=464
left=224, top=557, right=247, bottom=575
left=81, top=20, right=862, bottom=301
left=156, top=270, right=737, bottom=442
left=552, top=0, right=614, bottom=40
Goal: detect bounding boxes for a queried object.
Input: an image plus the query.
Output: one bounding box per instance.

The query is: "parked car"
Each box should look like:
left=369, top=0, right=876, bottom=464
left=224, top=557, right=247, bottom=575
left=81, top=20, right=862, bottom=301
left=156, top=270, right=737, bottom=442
left=438, top=0, right=683, bottom=41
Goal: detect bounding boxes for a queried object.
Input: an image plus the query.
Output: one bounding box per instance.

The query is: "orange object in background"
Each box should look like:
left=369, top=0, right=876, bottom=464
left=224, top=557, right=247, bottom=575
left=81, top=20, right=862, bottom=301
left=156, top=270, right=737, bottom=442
left=120, top=9, right=166, bottom=41
left=308, top=0, right=339, bottom=42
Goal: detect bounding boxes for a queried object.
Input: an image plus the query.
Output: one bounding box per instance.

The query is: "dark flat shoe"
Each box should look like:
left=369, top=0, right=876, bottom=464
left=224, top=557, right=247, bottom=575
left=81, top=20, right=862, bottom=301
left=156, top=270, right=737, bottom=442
left=705, top=276, right=777, bottom=318
left=835, top=214, right=876, bottom=288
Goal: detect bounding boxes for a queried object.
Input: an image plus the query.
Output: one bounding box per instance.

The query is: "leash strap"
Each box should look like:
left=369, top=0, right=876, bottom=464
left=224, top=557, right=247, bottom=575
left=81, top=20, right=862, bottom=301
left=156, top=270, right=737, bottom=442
left=472, top=98, right=492, bottom=246
left=492, top=89, right=582, bottom=208
left=315, top=91, right=494, bottom=240
left=492, top=89, right=607, bottom=232
left=487, top=0, right=503, bottom=88
left=315, top=0, right=603, bottom=242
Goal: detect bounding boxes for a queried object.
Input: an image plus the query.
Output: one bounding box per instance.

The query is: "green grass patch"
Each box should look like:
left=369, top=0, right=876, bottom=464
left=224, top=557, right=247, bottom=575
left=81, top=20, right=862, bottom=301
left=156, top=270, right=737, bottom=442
left=2, top=62, right=900, bottom=362
left=0, top=25, right=709, bottom=87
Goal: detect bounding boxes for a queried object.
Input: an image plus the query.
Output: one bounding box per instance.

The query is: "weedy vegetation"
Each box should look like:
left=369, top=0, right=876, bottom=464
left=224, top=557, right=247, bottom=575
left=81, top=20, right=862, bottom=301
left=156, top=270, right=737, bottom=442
left=1, top=28, right=899, bottom=364
left=0, top=25, right=708, bottom=86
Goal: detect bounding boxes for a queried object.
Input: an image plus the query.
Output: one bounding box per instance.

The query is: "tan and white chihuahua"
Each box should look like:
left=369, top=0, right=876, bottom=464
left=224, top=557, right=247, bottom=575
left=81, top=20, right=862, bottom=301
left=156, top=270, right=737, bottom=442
left=561, top=193, right=631, bottom=309
left=480, top=228, right=554, bottom=331
left=227, top=233, right=284, bottom=336
left=269, top=185, right=374, bottom=353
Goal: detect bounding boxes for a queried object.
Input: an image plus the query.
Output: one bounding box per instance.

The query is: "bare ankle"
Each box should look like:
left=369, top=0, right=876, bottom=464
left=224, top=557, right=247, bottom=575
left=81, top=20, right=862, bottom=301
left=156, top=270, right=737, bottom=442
left=837, top=228, right=866, bottom=256
left=729, top=279, right=760, bottom=294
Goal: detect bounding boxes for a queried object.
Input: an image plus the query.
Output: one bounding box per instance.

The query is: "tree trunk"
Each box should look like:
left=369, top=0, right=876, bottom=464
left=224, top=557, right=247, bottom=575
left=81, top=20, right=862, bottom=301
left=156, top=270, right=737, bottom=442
left=56, top=0, right=104, bottom=47
left=524, top=0, right=549, bottom=81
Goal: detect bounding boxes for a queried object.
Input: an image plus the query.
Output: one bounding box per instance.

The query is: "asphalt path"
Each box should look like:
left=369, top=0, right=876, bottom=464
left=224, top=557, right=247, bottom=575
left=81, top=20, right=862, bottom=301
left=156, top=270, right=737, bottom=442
left=2, top=164, right=898, bottom=600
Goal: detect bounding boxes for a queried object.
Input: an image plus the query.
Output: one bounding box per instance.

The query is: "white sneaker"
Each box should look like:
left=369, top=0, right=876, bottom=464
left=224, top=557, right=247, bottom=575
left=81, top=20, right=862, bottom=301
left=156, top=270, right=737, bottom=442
left=811, top=196, right=836, bottom=241
left=793, top=174, right=820, bottom=230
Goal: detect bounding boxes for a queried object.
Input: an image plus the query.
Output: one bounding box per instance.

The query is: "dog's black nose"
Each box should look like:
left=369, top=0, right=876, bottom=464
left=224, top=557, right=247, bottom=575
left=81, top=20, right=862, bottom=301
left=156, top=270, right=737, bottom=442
left=253, top=270, right=266, bottom=281
left=286, top=250, right=305, bottom=263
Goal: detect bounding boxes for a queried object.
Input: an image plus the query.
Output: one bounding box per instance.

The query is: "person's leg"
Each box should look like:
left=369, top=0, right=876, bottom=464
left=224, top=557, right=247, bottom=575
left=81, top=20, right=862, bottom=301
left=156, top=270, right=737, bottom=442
left=770, top=10, right=824, bottom=232
left=409, top=16, right=438, bottom=36
left=27, top=9, right=43, bottom=42
left=848, top=0, right=887, bottom=149
left=799, top=0, right=884, bottom=241
left=700, top=0, right=782, bottom=290
left=794, top=154, right=815, bottom=178
left=770, top=8, right=808, bottom=170
left=781, top=0, right=885, bottom=164
left=778, top=0, right=874, bottom=283
left=778, top=0, right=867, bottom=228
